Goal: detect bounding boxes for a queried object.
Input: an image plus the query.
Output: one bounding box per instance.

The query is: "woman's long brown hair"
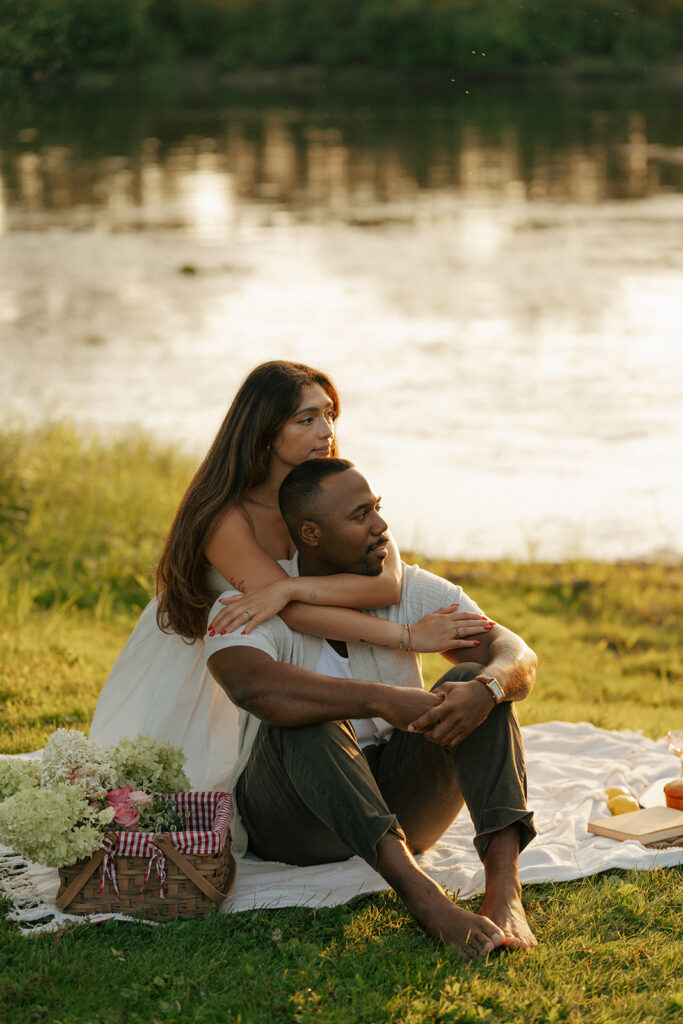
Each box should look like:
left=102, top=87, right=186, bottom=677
left=156, top=361, right=340, bottom=642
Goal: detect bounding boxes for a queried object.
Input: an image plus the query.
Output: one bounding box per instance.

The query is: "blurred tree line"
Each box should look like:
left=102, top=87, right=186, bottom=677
left=0, top=0, right=681, bottom=86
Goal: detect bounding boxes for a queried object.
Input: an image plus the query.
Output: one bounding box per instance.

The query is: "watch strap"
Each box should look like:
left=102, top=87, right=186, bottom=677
left=474, top=674, right=504, bottom=704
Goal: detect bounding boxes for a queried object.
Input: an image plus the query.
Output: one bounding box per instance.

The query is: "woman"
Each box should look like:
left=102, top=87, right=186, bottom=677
left=90, top=361, right=484, bottom=791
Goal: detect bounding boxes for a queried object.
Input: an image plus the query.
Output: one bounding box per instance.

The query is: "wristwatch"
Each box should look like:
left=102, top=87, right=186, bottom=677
left=474, top=674, right=504, bottom=704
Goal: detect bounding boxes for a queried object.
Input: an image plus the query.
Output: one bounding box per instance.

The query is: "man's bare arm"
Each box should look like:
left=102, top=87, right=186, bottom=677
left=439, top=624, right=537, bottom=702
left=208, top=647, right=440, bottom=730
left=406, top=625, right=537, bottom=748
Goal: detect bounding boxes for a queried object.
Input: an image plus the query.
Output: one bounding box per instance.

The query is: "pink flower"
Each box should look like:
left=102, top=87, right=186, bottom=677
left=106, top=786, right=135, bottom=807
left=112, top=804, right=140, bottom=828
left=127, top=790, right=153, bottom=808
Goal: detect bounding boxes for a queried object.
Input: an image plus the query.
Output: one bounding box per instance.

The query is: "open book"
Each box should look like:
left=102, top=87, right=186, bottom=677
left=588, top=806, right=683, bottom=844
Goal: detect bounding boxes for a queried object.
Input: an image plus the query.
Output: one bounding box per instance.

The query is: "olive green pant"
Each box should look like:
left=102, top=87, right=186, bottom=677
left=235, top=663, right=536, bottom=869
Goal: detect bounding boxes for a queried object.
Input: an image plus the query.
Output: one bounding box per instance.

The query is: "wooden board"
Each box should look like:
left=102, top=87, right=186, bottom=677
left=588, top=805, right=683, bottom=844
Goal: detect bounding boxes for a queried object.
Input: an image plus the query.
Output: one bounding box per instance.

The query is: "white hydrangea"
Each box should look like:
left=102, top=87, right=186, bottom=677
left=40, top=729, right=117, bottom=799
left=0, top=783, right=107, bottom=867
left=111, top=735, right=190, bottom=794
left=0, top=759, right=41, bottom=802
left=0, top=731, right=190, bottom=868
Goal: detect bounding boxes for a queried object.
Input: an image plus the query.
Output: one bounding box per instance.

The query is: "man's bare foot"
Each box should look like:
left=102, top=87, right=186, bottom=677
left=375, top=833, right=506, bottom=960
left=425, top=894, right=507, bottom=961
left=479, top=822, right=537, bottom=950
left=479, top=882, right=537, bottom=950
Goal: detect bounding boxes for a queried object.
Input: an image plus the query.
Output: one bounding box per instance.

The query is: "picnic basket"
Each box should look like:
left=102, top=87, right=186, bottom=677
left=54, top=791, right=235, bottom=921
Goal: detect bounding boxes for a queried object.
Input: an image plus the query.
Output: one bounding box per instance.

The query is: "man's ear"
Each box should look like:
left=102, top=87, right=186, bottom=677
left=298, top=519, right=322, bottom=547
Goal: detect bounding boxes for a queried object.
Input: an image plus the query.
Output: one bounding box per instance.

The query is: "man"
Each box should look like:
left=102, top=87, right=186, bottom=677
left=206, top=459, right=538, bottom=959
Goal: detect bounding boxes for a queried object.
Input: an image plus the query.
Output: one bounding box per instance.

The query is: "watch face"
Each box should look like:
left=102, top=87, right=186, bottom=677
left=489, top=679, right=504, bottom=702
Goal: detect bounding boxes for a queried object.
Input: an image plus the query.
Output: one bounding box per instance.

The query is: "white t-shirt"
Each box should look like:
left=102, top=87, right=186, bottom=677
left=315, top=640, right=379, bottom=749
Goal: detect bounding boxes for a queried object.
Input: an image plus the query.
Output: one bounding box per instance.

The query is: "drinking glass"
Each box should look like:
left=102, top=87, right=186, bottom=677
left=666, top=730, right=683, bottom=777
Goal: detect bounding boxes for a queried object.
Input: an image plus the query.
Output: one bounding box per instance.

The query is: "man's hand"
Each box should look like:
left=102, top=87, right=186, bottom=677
left=379, top=686, right=445, bottom=732
left=405, top=680, right=494, bottom=747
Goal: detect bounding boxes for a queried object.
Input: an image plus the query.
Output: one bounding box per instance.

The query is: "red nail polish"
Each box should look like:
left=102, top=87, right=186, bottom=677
left=241, top=629, right=247, bottom=635
left=474, top=641, right=481, bottom=646
left=220, top=630, right=227, bottom=635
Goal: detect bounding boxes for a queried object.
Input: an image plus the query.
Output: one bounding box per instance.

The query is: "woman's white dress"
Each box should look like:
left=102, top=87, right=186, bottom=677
left=89, top=569, right=239, bottom=792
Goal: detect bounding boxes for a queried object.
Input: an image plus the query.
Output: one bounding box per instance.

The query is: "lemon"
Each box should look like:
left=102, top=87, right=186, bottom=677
left=604, top=786, right=632, bottom=800
left=607, top=795, right=640, bottom=815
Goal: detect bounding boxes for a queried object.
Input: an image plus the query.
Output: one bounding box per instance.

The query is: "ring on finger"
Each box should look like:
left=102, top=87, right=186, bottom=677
left=454, top=626, right=460, bottom=639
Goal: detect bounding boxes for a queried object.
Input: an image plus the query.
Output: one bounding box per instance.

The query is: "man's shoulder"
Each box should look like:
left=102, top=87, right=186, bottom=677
left=400, top=560, right=480, bottom=616
left=400, top=560, right=454, bottom=595
left=205, top=595, right=292, bottom=665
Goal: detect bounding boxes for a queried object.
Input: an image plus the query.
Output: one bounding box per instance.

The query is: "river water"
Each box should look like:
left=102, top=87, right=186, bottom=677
left=1, top=77, right=681, bottom=561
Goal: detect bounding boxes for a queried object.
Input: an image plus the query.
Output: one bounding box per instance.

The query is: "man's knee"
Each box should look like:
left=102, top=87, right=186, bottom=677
left=434, top=661, right=483, bottom=687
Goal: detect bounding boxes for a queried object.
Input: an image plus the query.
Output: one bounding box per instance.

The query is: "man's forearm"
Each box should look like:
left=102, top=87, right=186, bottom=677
left=208, top=648, right=439, bottom=729
left=441, top=625, right=536, bottom=702
left=485, top=632, right=537, bottom=701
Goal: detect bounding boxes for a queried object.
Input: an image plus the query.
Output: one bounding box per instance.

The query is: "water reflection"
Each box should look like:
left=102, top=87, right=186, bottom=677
left=0, top=82, right=681, bottom=560
left=1, top=86, right=682, bottom=236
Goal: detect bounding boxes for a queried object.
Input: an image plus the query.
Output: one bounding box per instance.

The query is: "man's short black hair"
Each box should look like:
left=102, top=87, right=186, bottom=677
left=278, top=458, right=354, bottom=539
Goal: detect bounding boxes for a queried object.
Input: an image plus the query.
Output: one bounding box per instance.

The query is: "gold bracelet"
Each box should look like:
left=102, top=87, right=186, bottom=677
left=398, top=624, right=407, bottom=650
left=407, top=623, right=413, bottom=652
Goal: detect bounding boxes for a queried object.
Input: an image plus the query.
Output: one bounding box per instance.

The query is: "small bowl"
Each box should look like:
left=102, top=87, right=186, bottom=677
left=663, top=779, right=683, bottom=810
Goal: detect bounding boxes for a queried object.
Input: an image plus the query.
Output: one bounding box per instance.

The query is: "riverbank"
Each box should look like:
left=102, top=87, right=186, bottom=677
left=1, top=424, right=680, bottom=753
left=63, top=56, right=683, bottom=107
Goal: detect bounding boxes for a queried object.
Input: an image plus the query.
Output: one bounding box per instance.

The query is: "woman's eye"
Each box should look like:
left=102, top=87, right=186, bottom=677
left=299, top=417, right=313, bottom=425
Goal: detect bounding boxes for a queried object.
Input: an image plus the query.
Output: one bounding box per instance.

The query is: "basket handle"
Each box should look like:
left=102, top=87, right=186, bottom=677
left=153, top=834, right=236, bottom=904
left=54, top=848, right=106, bottom=911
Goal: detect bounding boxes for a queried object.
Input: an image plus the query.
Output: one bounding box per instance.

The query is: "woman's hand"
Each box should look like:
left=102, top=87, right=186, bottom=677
left=408, top=605, right=494, bottom=654
left=208, top=579, right=294, bottom=636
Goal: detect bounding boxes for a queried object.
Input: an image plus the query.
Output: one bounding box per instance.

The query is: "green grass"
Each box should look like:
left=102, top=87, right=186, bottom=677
left=3, top=874, right=683, bottom=1023
left=1, top=423, right=683, bottom=1023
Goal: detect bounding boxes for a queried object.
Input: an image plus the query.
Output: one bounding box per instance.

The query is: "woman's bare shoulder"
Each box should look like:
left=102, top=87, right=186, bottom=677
left=205, top=503, right=287, bottom=589
left=207, top=503, right=254, bottom=552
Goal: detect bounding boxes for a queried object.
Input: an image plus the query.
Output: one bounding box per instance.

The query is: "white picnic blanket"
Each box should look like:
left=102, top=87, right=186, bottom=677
left=2, top=721, right=682, bottom=932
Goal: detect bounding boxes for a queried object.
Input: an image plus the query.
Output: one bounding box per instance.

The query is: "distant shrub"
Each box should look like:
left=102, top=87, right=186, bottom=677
left=0, top=0, right=681, bottom=85
left=0, top=0, right=152, bottom=85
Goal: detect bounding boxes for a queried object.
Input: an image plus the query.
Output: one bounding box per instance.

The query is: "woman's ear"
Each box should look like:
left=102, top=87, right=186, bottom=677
left=298, top=519, right=321, bottom=547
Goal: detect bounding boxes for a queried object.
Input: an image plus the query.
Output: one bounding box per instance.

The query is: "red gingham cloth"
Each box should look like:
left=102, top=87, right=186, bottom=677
left=111, top=791, right=233, bottom=856
left=99, top=792, right=233, bottom=899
